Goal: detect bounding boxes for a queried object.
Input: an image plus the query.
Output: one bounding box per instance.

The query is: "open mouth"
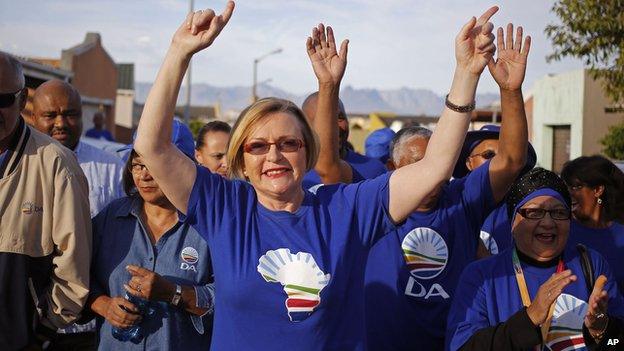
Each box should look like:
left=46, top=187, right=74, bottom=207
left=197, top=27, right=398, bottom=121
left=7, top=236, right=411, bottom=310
left=263, top=168, right=291, bottom=178
left=535, top=232, right=557, bottom=244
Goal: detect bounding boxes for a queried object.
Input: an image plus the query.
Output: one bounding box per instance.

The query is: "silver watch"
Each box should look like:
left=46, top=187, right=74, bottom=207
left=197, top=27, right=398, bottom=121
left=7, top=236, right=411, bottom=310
left=171, top=284, right=182, bottom=307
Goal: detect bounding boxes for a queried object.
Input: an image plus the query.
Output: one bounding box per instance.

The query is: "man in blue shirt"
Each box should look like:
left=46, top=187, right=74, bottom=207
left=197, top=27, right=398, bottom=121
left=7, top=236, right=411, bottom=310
left=365, top=24, right=532, bottom=350
left=301, top=92, right=387, bottom=189
left=85, top=112, right=115, bottom=141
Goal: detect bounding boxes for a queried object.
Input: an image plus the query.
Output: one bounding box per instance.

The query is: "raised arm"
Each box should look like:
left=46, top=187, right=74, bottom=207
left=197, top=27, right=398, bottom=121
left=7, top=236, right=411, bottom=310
left=487, top=23, right=531, bottom=203
left=388, top=6, right=498, bottom=223
left=134, top=2, right=235, bottom=213
left=306, top=24, right=353, bottom=184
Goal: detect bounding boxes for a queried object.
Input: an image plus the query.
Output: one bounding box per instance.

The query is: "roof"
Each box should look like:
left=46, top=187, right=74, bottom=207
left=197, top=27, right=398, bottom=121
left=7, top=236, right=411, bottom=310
left=117, top=63, right=134, bottom=90
left=61, top=32, right=115, bottom=71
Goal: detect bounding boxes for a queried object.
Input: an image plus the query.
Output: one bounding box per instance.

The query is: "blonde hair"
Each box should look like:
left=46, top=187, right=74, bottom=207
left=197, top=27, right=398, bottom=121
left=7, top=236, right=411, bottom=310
left=226, top=98, right=319, bottom=180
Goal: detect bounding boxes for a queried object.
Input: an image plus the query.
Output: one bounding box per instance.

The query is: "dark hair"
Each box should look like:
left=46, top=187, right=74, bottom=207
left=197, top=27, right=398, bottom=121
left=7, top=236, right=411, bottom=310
left=506, top=167, right=571, bottom=219
left=561, top=155, right=624, bottom=222
left=195, top=121, right=231, bottom=149
left=122, top=150, right=139, bottom=197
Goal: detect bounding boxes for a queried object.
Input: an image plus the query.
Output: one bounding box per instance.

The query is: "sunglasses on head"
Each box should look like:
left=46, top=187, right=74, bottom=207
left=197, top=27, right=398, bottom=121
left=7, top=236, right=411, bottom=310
left=0, top=88, right=24, bottom=108
left=243, top=137, right=304, bottom=155
left=468, top=149, right=496, bottom=160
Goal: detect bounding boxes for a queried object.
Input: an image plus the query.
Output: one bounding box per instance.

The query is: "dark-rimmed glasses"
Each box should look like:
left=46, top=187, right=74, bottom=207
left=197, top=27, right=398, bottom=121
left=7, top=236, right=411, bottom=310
left=0, top=88, right=24, bottom=108
left=517, top=208, right=571, bottom=220
left=468, top=149, right=496, bottom=160
left=130, top=163, right=148, bottom=174
left=243, top=138, right=304, bottom=155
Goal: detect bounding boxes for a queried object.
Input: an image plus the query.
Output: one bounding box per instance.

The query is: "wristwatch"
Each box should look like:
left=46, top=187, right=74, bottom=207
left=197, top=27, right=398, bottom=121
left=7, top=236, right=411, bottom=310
left=171, top=284, right=182, bottom=307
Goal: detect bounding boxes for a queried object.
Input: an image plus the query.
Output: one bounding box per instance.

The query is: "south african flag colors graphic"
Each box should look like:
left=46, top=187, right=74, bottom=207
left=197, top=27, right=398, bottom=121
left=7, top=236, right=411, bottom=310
left=257, top=248, right=331, bottom=322
left=543, top=293, right=588, bottom=351
left=401, top=227, right=449, bottom=280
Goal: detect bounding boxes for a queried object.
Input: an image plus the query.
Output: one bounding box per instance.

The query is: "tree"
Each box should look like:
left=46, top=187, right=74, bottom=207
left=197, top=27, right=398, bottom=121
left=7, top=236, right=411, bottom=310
left=545, top=0, right=624, bottom=102
left=601, top=122, right=624, bottom=160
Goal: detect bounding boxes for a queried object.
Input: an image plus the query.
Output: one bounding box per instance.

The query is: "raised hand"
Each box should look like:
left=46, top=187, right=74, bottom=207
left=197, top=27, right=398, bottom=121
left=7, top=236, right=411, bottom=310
left=584, top=275, right=609, bottom=336
left=455, top=6, right=498, bottom=75
left=306, top=24, right=349, bottom=85
left=171, top=1, right=235, bottom=57
left=526, top=270, right=577, bottom=326
left=488, top=24, right=531, bottom=91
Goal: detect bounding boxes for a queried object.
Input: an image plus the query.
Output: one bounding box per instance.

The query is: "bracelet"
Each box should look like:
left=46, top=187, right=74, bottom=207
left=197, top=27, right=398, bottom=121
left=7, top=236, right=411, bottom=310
left=590, top=315, right=609, bottom=340
left=445, top=94, right=475, bottom=113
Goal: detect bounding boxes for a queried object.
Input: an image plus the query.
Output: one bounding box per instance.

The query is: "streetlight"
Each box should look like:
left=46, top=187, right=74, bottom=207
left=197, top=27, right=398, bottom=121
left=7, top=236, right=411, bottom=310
left=252, top=48, right=282, bottom=102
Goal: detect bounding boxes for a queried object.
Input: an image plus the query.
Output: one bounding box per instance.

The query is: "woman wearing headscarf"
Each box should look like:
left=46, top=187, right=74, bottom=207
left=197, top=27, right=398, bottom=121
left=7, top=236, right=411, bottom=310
left=562, top=155, right=624, bottom=292
left=132, top=1, right=498, bottom=349
left=446, top=168, right=624, bottom=351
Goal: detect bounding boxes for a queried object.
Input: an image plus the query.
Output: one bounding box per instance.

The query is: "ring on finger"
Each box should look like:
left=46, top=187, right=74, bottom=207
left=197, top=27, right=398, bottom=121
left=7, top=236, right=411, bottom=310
left=594, top=312, right=606, bottom=319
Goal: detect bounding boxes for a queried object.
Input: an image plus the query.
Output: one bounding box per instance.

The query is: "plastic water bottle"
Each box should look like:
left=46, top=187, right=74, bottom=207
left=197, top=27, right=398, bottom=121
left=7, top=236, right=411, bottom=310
left=111, top=293, right=154, bottom=343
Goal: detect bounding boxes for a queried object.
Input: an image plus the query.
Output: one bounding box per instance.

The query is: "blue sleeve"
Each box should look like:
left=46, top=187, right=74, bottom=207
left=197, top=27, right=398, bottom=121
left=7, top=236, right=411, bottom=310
left=338, top=172, right=395, bottom=247
left=446, top=262, right=490, bottom=351
left=590, top=249, right=624, bottom=319
left=454, top=160, right=497, bottom=235
left=190, top=283, right=215, bottom=334
left=180, top=165, right=253, bottom=243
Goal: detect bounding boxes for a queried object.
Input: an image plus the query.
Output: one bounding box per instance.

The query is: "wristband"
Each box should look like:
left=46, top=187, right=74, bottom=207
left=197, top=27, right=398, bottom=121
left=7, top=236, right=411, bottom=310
left=445, top=94, right=475, bottom=113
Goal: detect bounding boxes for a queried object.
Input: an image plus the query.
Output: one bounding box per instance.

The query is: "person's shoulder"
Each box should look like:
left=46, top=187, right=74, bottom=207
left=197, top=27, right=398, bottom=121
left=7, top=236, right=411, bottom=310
left=28, top=128, right=80, bottom=168
left=464, top=247, right=509, bottom=277
left=94, top=196, right=133, bottom=221
left=77, top=141, right=124, bottom=166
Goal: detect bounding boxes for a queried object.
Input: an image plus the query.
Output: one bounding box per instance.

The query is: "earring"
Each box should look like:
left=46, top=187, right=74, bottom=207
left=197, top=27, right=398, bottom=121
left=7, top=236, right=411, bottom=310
left=597, top=197, right=603, bottom=205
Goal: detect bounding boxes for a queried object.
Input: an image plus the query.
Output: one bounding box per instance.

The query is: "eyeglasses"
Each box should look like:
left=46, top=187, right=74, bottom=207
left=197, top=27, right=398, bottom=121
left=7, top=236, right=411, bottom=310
left=517, top=208, right=571, bottom=220
left=243, top=138, right=304, bottom=155
left=0, top=88, right=24, bottom=108
left=130, top=163, right=148, bottom=174
left=468, top=149, right=496, bottom=160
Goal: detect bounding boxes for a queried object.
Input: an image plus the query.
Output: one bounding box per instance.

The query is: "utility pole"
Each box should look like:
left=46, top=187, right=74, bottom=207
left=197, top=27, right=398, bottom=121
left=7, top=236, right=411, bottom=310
left=252, top=48, right=282, bottom=103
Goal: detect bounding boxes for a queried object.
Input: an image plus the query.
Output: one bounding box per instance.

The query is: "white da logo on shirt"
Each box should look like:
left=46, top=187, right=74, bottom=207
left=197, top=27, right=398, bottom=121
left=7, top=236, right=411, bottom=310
left=402, top=228, right=450, bottom=300
left=257, top=248, right=330, bottom=322
left=545, top=293, right=587, bottom=351
left=180, top=246, right=199, bottom=272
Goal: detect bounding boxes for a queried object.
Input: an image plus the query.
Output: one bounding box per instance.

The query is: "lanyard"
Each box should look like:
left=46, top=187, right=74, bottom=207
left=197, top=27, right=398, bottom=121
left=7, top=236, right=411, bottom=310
left=512, top=248, right=564, bottom=348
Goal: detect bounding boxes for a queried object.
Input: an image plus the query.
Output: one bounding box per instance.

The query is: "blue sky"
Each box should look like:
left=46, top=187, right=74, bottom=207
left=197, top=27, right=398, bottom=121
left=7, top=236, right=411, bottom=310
left=0, top=0, right=583, bottom=95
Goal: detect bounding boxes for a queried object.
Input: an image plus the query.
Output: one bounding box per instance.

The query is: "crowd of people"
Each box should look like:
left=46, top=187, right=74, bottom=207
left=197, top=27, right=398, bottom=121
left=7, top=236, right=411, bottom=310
left=1, top=1, right=623, bottom=350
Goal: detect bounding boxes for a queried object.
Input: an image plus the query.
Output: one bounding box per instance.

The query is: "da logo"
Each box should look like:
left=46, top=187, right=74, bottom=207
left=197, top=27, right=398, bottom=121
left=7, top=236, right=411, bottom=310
left=402, top=227, right=448, bottom=280
left=21, top=202, right=43, bottom=215
left=257, top=248, right=330, bottom=322
left=545, top=293, right=587, bottom=351
left=180, top=247, right=199, bottom=272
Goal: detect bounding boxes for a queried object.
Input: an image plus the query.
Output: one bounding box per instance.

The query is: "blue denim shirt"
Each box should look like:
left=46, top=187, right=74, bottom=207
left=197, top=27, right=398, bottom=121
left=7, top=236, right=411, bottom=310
left=90, top=196, right=214, bottom=350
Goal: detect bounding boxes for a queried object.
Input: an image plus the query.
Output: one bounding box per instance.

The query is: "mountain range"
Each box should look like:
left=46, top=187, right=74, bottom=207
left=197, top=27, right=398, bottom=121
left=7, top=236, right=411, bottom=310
left=135, top=82, right=499, bottom=116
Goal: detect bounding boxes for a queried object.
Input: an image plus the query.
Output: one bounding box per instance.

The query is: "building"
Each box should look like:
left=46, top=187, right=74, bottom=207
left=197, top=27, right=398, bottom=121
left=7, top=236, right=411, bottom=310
left=531, top=69, right=624, bottom=173
left=60, top=32, right=117, bottom=138
left=115, top=63, right=136, bottom=143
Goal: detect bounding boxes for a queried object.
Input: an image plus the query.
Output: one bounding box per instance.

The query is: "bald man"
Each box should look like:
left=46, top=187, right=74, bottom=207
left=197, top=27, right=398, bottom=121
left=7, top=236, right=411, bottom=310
left=32, top=80, right=125, bottom=218
left=301, top=92, right=386, bottom=189
left=0, top=52, right=91, bottom=349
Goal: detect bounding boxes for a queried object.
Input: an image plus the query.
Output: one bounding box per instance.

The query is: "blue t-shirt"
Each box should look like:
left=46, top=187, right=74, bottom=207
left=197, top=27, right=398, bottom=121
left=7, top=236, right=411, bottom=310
left=302, top=149, right=387, bottom=189
left=568, top=220, right=624, bottom=293
left=365, top=161, right=496, bottom=351
left=479, top=204, right=512, bottom=255
left=182, top=165, right=395, bottom=350
left=85, top=128, right=115, bottom=142
left=446, top=245, right=624, bottom=351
